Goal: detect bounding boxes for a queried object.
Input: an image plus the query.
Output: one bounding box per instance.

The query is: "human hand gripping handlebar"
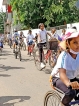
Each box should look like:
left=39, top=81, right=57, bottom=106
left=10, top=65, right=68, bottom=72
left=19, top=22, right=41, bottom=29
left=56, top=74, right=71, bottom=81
left=68, top=81, right=79, bottom=89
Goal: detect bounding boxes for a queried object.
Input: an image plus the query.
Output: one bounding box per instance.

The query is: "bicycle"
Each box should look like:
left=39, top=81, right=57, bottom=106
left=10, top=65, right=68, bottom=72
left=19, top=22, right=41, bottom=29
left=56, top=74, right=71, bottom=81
left=19, top=39, right=26, bottom=51
left=14, top=43, right=22, bottom=61
left=0, top=46, right=2, bottom=56
left=33, top=39, right=59, bottom=71
left=9, top=38, right=13, bottom=48
left=44, top=86, right=79, bottom=106
left=28, top=40, right=36, bottom=56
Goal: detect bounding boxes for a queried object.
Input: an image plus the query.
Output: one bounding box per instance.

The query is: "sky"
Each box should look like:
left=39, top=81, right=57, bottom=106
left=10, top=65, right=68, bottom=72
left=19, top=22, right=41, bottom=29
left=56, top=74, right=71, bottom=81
left=0, top=0, right=6, bottom=12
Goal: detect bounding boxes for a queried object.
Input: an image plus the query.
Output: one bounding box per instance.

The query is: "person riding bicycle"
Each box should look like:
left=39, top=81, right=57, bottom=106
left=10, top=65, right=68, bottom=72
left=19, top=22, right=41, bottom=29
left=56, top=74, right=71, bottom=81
left=7, top=32, right=12, bottom=46
left=49, top=28, right=79, bottom=106
left=13, top=29, right=19, bottom=53
left=0, top=35, right=3, bottom=48
left=51, top=28, right=62, bottom=42
left=37, top=23, right=51, bottom=69
left=19, top=31, right=25, bottom=46
left=26, top=29, right=35, bottom=55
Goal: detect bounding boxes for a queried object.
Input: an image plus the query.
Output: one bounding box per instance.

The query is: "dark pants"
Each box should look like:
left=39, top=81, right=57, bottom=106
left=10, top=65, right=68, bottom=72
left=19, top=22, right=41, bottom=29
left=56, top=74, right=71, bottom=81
left=52, top=77, right=79, bottom=106
left=37, top=42, right=46, bottom=62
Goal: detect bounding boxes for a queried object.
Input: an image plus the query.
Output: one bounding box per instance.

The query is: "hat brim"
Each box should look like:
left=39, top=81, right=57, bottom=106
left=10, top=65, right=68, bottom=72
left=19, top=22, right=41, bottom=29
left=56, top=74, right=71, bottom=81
left=67, top=32, right=79, bottom=39
left=59, top=40, right=66, bottom=50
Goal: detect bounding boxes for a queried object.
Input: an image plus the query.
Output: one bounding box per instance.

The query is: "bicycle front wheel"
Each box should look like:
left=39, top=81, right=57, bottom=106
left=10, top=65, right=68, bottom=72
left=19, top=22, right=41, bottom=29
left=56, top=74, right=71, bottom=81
left=23, top=42, right=26, bottom=51
left=44, top=90, right=61, bottom=106
left=33, top=48, right=41, bottom=70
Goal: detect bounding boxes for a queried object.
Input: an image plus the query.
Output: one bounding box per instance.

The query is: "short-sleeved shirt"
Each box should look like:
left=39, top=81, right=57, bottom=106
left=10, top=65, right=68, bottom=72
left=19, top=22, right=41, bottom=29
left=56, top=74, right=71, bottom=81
left=51, top=51, right=79, bottom=79
left=52, top=33, right=62, bottom=41
left=13, top=32, right=19, bottom=40
left=27, top=34, right=34, bottom=42
left=7, top=34, right=12, bottom=39
left=38, top=29, right=47, bottom=43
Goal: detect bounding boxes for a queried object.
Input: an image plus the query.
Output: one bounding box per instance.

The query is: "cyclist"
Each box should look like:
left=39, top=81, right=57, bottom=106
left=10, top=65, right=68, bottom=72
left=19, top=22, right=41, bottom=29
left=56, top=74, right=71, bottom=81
left=50, top=28, right=79, bottom=106
left=26, top=29, right=35, bottom=55
left=51, top=28, right=62, bottom=42
left=19, top=31, right=25, bottom=45
left=7, top=32, right=12, bottom=47
left=0, top=35, right=3, bottom=48
left=7, top=32, right=12, bottom=44
left=61, top=29, right=66, bottom=39
left=37, top=23, right=51, bottom=69
left=13, top=29, right=19, bottom=53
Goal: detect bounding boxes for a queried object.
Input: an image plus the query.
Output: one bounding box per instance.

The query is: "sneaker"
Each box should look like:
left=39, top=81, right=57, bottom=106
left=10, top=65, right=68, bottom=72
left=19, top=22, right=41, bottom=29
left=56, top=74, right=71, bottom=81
left=40, top=63, right=46, bottom=69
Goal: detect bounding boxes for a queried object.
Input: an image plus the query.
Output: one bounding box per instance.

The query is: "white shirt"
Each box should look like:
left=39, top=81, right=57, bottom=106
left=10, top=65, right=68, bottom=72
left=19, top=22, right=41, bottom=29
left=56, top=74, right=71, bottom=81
left=51, top=51, right=79, bottom=79
left=7, top=34, right=12, bottom=39
left=38, top=29, right=47, bottom=43
left=27, top=34, right=34, bottom=42
left=52, top=32, right=59, bottom=40
left=13, top=32, right=19, bottom=39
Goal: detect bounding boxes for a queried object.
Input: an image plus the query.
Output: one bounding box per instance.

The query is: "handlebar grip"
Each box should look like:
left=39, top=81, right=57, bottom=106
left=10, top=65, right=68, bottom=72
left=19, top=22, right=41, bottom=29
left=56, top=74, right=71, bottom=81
left=68, top=85, right=72, bottom=89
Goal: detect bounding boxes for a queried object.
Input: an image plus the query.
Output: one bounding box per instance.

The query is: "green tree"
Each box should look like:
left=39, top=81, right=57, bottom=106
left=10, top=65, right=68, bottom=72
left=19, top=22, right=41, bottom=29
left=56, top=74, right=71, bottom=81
left=0, top=12, right=6, bottom=33
left=10, top=0, right=78, bottom=29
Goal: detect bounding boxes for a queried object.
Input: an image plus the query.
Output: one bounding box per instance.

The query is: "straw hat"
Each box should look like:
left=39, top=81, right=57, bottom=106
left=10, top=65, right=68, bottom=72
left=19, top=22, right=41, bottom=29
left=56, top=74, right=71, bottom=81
left=59, top=29, right=79, bottom=50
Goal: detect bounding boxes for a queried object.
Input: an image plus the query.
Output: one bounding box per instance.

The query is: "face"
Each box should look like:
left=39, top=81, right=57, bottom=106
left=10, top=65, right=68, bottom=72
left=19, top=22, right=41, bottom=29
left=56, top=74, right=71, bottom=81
left=29, top=31, right=32, bottom=34
left=62, top=29, right=66, bottom=34
left=40, top=24, right=44, bottom=30
left=67, top=36, right=79, bottom=52
left=51, top=29, right=56, bottom=34
left=20, top=32, right=23, bottom=35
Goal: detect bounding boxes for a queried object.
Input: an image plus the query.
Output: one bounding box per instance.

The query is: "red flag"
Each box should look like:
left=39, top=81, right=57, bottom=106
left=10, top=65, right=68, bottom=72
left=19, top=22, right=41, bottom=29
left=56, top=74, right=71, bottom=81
left=7, top=5, right=12, bottom=13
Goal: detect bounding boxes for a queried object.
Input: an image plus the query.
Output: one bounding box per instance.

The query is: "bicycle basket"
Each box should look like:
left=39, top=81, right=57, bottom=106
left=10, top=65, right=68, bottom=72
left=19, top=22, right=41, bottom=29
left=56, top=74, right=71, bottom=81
left=48, top=40, right=58, bottom=50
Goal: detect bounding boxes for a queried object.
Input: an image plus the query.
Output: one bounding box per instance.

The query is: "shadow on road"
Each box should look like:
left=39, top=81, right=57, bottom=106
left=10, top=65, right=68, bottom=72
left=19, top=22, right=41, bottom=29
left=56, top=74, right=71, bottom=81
left=0, top=96, right=31, bottom=106
left=0, top=65, right=25, bottom=71
left=1, top=49, right=13, bottom=56
left=0, top=58, right=7, bottom=60
left=44, top=68, right=52, bottom=74
left=22, top=58, right=34, bottom=62
left=0, top=74, right=11, bottom=77
left=2, top=54, right=13, bottom=56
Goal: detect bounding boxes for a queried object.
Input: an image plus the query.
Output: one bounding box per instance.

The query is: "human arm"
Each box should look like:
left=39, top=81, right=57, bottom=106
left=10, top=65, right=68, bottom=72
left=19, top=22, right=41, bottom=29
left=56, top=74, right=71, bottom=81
left=59, top=68, right=79, bottom=89
left=47, top=32, right=52, bottom=37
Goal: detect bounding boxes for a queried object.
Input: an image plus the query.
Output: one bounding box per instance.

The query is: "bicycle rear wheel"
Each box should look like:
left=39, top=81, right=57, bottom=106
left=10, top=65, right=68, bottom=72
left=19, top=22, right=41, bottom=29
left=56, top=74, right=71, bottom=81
left=44, top=90, right=61, bottom=106
left=15, top=52, right=17, bottom=59
left=18, top=51, right=22, bottom=61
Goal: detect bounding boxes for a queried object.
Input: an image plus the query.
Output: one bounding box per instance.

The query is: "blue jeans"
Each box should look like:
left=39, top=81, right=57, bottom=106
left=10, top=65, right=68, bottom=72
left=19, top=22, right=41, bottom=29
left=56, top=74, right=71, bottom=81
left=0, top=42, right=3, bottom=48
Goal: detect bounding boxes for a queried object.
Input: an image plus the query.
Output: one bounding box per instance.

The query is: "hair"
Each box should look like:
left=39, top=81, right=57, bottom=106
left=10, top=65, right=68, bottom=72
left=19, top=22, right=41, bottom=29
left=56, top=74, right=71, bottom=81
left=28, top=29, right=32, bottom=34
left=72, top=26, right=77, bottom=30
left=38, top=23, right=44, bottom=28
left=66, top=38, right=72, bottom=44
left=62, top=29, right=66, bottom=32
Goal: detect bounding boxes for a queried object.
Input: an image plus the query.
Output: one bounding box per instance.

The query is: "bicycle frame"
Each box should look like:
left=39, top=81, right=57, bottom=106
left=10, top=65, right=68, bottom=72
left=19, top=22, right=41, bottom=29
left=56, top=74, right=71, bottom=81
left=69, top=100, right=79, bottom=105
left=45, top=50, right=52, bottom=61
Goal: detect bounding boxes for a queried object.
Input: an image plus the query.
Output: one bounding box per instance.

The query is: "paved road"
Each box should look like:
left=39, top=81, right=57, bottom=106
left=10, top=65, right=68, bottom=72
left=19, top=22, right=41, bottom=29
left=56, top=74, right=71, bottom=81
left=0, top=45, right=52, bottom=106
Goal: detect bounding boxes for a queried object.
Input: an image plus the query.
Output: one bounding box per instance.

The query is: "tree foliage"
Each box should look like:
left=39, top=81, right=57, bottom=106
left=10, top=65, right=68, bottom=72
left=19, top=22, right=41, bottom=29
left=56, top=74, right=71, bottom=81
left=10, top=0, right=79, bottom=29
left=0, top=12, right=6, bottom=33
